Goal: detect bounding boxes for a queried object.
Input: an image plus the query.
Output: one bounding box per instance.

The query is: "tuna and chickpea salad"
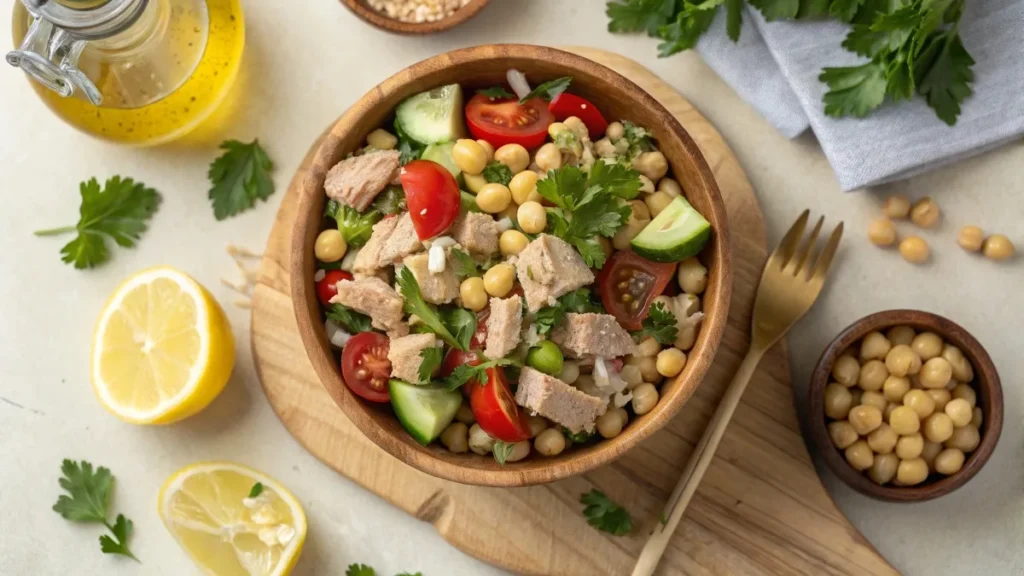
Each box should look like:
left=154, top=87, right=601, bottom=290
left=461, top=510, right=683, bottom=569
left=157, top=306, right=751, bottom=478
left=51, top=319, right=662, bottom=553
left=312, top=71, right=712, bottom=465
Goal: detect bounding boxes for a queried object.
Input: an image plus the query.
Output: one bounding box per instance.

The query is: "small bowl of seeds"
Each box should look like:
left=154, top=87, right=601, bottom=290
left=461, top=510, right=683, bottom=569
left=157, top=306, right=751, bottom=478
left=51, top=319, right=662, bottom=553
left=342, top=0, right=489, bottom=34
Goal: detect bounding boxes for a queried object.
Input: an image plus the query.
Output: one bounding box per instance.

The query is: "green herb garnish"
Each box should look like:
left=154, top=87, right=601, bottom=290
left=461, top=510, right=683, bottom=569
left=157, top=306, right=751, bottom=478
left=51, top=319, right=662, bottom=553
left=371, top=186, right=407, bottom=215
left=534, top=288, right=603, bottom=336
left=417, top=346, right=444, bottom=384
left=630, top=302, right=678, bottom=344
left=208, top=139, right=275, bottom=220
left=482, top=161, right=514, bottom=186
left=326, top=303, right=373, bottom=334
left=449, top=248, right=480, bottom=279
left=580, top=489, right=633, bottom=536
left=477, top=86, right=516, bottom=99
left=397, top=267, right=464, bottom=350
left=492, top=440, right=516, bottom=466
left=442, top=357, right=521, bottom=391
left=248, top=483, right=264, bottom=498
left=521, top=76, right=573, bottom=103
left=52, top=460, right=139, bottom=561
left=325, top=199, right=382, bottom=248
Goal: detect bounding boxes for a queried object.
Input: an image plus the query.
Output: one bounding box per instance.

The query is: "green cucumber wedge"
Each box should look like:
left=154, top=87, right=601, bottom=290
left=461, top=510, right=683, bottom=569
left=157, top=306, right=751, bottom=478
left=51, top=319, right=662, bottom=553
left=422, top=142, right=460, bottom=177
left=394, top=84, right=466, bottom=145
left=460, top=191, right=481, bottom=214
left=389, top=379, right=463, bottom=445
left=631, top=196, right=711, bottom=262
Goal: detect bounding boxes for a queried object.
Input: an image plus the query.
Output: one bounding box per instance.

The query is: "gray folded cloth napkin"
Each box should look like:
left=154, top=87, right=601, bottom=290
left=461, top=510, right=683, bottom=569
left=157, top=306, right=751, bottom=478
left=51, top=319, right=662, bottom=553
left=696, top=0, right=1024, bottom=191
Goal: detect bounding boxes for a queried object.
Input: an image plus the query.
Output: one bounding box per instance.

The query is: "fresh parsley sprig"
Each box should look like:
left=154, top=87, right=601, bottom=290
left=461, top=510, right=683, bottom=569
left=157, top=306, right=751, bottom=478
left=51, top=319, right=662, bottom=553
left=442, top=357, right=521, bottom=391
left=580, top=489, right=633, bottom=536
left=417, top=345, right=444, bottom=384
left=535, top=288, right=604, bottom=336
left=34, top=176, right=161, bottom=269
left=482, top=161, right=514, bottom=186
left=521, top=76, right=573, bottom=103
left=477, top=86, right=516, bottom=99
left=449, top=248, right=480, bottom=279
left=397, top=267, right=467, bottom=350
left=52, top=459, right=139, bottom=561
left=630, top=302, right=678, bottom=345
left=208, top=139, right=275, bottom=220
left=326, top=303, right=373, bottom=334
left=325, top=199, right=382, bottom=248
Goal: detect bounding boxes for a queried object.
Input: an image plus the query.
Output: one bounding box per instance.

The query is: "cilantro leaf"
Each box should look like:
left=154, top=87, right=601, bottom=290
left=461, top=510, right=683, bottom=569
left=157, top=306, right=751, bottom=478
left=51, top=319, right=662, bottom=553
left=820, top=61, right=888, bottom=118
left=533, top=306, right=566, bottom=337
left=207, top=139, right=275, bottom=220
left=417, top=345, right=444, bottom=383
left=915, top=31, right=973, bottom=126
left=580, top=489, right=633, bottom=536
left=442, top=357, right=520, bottom=391
left=521, top=77, right=572, bottom=103
left=439, top=307, right=477, bottom=352
left=34, top=176, right=161, bottom=269
left=587, top=161, right=644, bottom=200
left=536, top=165, right=588, bottom=211
left=325, top=200, right=382, bottom=248
left=477, top=86, right=515, bottom=99
left=371, top=186, right=407, bottom=215
left=631, top=302, right=678, bottom=345
left=394, top=123, right=425, bottom=166
left=346, top=564, right=376, bottom=576
left=449, top=248, right=480, bottom=279
left=482, top=162, right=514, bottom=186
left=397, top=267, right=463, bottom=350
left=607, top=0, right=678, bottom=35
left=52, top=460, right=139, bottom=561
left=534, top=289, right=602, bottom=336
left=725, top=0, right=744, bottom=40
left=829, top=0, right=865, bottom=22
left=98, top=515, right=137, bottom=560
left=749, top=0, right=797, bottom=21
left=492, top=440, right=516, bottom=466
left=326, top=303, right=373, bottom=334
left=656, top=4, right=719, bottom=58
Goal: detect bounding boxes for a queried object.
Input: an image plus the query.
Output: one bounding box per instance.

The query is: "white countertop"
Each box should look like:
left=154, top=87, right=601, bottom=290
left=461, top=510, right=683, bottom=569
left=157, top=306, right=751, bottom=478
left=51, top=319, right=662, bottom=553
left=1, top=1, right=1021, bottom=575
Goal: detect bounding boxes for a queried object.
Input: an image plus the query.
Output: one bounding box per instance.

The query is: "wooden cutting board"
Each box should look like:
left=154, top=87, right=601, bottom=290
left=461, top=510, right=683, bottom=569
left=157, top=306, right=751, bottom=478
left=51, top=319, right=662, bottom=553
left=251, top=47, right=897, bottom=576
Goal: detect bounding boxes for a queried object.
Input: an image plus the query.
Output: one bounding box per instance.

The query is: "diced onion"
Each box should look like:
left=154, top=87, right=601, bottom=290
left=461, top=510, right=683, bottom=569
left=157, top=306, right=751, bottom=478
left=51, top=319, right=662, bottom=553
left=594, top=357, right=627, bottom=395
left=496, top=217, right=514, bottom=232
left=507, top=68, right=531, bottom=101
left=325, top=320, right=351, bottom=348
left=522, top=323, right=541, bottom=348
left=431, top=236, right=457, bottom=250
left=340, top=247, right=360, bottom=272
left=428, top=244, right=447, bottom=274
left=313, top=269, right=326, bottom=282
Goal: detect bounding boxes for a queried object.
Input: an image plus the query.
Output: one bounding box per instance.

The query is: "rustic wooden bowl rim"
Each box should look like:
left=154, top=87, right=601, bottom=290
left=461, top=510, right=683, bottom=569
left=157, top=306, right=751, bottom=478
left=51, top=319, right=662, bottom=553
left=340, top=0, right=489, bottom=35
left=289, top=44, right=732, bottom=487
left=808, top=309, right=1003, bottom=502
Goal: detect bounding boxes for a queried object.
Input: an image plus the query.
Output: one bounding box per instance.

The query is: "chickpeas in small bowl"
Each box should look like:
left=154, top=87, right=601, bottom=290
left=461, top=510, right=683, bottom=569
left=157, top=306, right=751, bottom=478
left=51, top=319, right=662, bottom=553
left=808, top=310, right=1003, bottom=502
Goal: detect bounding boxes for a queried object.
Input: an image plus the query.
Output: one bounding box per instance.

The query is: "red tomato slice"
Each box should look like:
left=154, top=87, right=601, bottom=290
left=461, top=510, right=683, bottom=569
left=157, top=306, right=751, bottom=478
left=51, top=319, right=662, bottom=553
left=466, top=94, right=555, bottom=149
left=341, top=332, right=392, bottom=403
left=549, top=93, right=608, bottom=140
left=597, top=250, right=677, bottom=331
left=400, top=160, right=461, bottom=241
left=469, top=367, right=531, bottom=442
left=316, top=269, right=353, bottom=306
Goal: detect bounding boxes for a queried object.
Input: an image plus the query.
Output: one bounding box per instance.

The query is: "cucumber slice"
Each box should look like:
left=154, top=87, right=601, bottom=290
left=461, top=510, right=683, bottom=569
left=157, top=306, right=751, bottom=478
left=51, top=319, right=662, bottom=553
left=389, top=379, right=463, bottom=445
left=422, top=142, right=460, bottom=177
left=394, top=84, right=466, bottom=145
left=631, top=196, right=711, bottom=262
left=460, top=191, right=481, bottom=214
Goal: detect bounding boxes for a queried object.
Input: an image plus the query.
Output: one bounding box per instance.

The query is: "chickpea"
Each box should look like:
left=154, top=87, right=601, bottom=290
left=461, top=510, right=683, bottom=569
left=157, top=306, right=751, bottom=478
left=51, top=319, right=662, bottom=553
left=459, top=277, right=488, bottom=312
left=548, top=122, right=569, bottom=139
left=923, top=412, right=954, bottom=443
left=849, top=405, right=883, bottom=435
left=517, top=201, right=548, bottom=234
left=452, top=139, right=488, bottom=175
left=858, top=360, right=889, bottom=391
left=934, top=448, right=965, bottom=475
left=898, top=236, right=930, bottom=264
left=844, top=440, right=874, bottom=471
left=908, top=197, right=940, bottom=228
left=504, top=441, right=532, bottom=463
left=867, top=218, right=897, bottom=247
left=606, top=121, right=625, bottom=141
left=563, top=116, right=588, bottom=139
left=911, top=332, right=944, bottom=361
left=633, top=151, right=669, bottom=181
left=919, top=357, right=953, bottom=389
left=476, top=139, right=495, bottom=162
left=534, top=428, right=566, bottom=456
left=657, top=178, right=683, bottom=198
left=895, top=433, right=924, bottom=460
left=884, top=345, right=922, bottom=377
left=315, top=229, right=348, bottom=262
left=860, top=331, right=893, bottom=361
left=828, top=421, right=859, bottom=449
left=366, top=128, right=398, bottom=150
left=639, top=175, right=656, bottom=194
left=869, top=453, right=899, bottom=485
left=509, top=171, right=539, bottom=205
left=888, top=406, right=921, bottom=435
left=832, top=355, right=861, bottom=387
left=454, top=403, right=475, bottom=425
left=882, top=195, right=912, bottom=219
left=903, top=389, right=936, bottom=420
left=476, top=183, right=512, bottom=214
left=945, top=425, right=980, bottom=453
left=867, top=423, right=898, bottom=454
left=526, top=415, right=548, bottom=438
left=614, top=407, right=629, bottom=428
left=594, top=138, right=617, bottom=158
left=535, top=143, right=563, bottom=172
left=612, top=201, right=652, bottom=250
left=884, top=402, right=900, bottom=421
left=941, top=345, right=974, bottom=383
left=464, top=172, right=487, bottom=194
left=895, top=458, right=929, bottom=486
left=628, top=355, right=661, bottom=384
left=656, top=348, right=687, bottom=378
left=957, top=225, right=985, bottom=252
left=635, top=337, right=661, bottom=358
left=644, top=191, right=674, bottom=218
left=494, top=144, right=530, bottom=173
left=883, top=376, right=911, bottom=403
left=850, top=389, right=863, bottom=407
left=982, top=234, right=1015, bottom=261
left=926, top=389, right=952, bottom=412
left=499, top=230, right=529, bottom=256
left=972, top=406, right=983, bottom=429
left=596, top=410, right=624, bottom=439
left=677, top=258, right=708, bottom=295
left=440, top=422, right=469, bottom=453
left=632, top=383, right=660, bottom=415
left=468, top=423, right=495, bottom=455
left=620, top=364, right=643, bottom=389
left=944, top=398, right=973, bottom=428
left=886, top=326, right=916, bottom=347
left=951, top=383, right=977, bottom=407
left=675, top=325, right=697, bottom=351
left=483, top=263, right=515, bottom=297
left=860, top=390, right=887, bottom=411
left=921, top=440, right=943, bottom=470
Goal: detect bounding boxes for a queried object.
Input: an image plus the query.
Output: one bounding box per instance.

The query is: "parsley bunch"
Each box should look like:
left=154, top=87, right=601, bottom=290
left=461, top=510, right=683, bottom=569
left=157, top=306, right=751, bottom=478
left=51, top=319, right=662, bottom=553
left=608, top=0, right=974, bottom=124
left=52, top=460, right=138, bottom=561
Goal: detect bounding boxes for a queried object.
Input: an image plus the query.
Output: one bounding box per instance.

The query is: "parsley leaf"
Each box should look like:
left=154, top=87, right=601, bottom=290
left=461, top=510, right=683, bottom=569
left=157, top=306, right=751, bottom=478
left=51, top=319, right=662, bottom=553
left=248, top=483, right=264, bottom=498
left=655, top=3, right=719, bottom=58
left=535, top=289, right=603, bottom=336
left=820, top=61, right=888, bottom=118
left=607, top=0, right=677, bottom=35
left=417, top=345, right=444, bottom=383
left=477, top=86, right=515, bottom=99
left=521, top=77, right=572, bottom=103
left=449, top=248, right=480, bottom=279
left=580, top=489, right=633, bottom=536
left=440, top=307, right=477, bottom=351
left=394, top=123, right=424, bottom=166
left=52, top=460, right=139, bottom=561
left=564, top=428, right=596, bottom=444
left=492, top=440, right=516, bottom=466
left=725, top=0, right=744, bottom=40
left=397, top=267, right=464, bottom=350
left=34, top=176, right=161, bottom=269
left=442, top=357, right=520, bottom=391
left=207, top=139, right=275, bottom=220
left=482, top=161, right=514, bottom=186
left=749, top=0, right=797, bottom=21
left=630, top=302, right=678, bottom=345
left=371, top=186, right=407, bottom=215
left=915, top=31, right=973, bottom=126
left=325, top=200, right=382, bottom=248
left=326, top=303, right=374, bottom=334
left=346, top=564, right=376, bottom=576
left=587, top=160, right=645, bottom=200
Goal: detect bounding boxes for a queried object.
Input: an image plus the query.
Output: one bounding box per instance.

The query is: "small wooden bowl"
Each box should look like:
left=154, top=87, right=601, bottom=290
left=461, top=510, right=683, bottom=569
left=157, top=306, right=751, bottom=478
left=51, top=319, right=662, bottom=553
left=291, top=44, right=732, bottom=487
left=341, top=0, right=489, bottom=35
left=808, top=310, right=1003, bottom=502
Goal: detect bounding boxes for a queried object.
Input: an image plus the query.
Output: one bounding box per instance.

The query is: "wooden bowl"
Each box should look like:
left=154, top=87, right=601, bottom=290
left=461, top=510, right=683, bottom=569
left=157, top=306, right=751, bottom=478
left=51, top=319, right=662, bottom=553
left=341, top=0, right=489, bottom=34
left=808, top=310, right=1003, bottom=502
left=290, top=44, right=732, bottom=487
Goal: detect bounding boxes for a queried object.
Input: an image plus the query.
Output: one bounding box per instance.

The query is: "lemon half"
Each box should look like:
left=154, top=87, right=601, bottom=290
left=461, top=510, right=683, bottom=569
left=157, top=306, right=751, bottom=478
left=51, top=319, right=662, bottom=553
left=91, top=267, right=234, bottom=424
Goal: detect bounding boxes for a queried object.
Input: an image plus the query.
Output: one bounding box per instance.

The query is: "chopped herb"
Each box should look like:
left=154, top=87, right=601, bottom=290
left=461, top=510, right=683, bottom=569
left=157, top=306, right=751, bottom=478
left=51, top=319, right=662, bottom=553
left=52, top=460, right=139, bottom=561
left=621, top=120, right=656, bottom=160
left=482, top=161, right=514, bottom=186
left=449, top=248, right=480, bottom=279
left=346, top=564, right=376, bottom=576
left=630, top=302, right=678, bottom=345
left=397, top=267, right=463, bottom=350
left=580, top=489, right=633, bottom=536
left=326, top=303, right=373, bottom=334
left=371, top=186, right=407, bottom=215
left=325, top=199, right=382, bottom=247
left=492, top=440, right=516, bottom=466
left=521, top=76, right=573, bottom=103
left=477, top=86, right=516, bottom=99
left=534, top=289, right=603, bottom=336
left=564, top=428, right=596, bottom=444
left=442, top=357, right=521, bottom=391
left=248, top=483, right=264, bottom=498
left=394, top=123, right=424, bottom=165
left=207, top=139, right=275, bottom=220
left=417, top=346, right=444, bottom=384
left=439, top=307, right=477, bottom=352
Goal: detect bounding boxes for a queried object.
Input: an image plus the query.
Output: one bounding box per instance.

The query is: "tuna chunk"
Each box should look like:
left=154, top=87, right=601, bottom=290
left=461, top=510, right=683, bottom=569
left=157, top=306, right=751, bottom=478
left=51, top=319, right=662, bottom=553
left=484, top=296, right=523, bottom=359
left=353, top=215, right=399, bottom=275
left=402, top=253, right=459, bottom=305
left=377, top=212, right=423, bottom=265
left=451, top=212, right=499, bottom=257
left=330, top=277, right=408, bottom=337
left=551, top=313, right=635, bottom=359
left=515, top=367, right=607, bottom=433
left=324, top=150, right=401, bottom=211
left=515, top=234, right=594, bottom=312
left=387, top=333, right=438, bottom=384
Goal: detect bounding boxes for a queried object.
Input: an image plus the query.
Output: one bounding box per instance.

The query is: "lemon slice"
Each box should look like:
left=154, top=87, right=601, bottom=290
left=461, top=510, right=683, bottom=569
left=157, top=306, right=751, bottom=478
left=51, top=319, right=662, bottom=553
left=159, top=462, right=307, bottom=576
left=91, top=266, right=234, bottom=424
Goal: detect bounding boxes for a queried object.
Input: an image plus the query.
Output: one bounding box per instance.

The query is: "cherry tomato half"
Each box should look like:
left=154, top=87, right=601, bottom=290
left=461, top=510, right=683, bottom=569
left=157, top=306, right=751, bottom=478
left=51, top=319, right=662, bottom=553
left=466, top=94, right=555, bottom=149
left=548, top=93, right=608, bottom=140
left=341, top=332, right=392, bottom=403
left=469, top=367, right=531, bottom=442
left=597, top=250, right=677, bottom=330
left=400, top=160, right=461, bottom=241
left=316, top=269, right=353, bottom=306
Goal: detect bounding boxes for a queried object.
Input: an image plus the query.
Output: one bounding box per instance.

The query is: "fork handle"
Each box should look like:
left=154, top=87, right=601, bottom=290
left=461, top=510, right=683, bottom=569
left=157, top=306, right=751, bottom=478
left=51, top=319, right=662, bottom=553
left=631, top=347, right=766, bottom=576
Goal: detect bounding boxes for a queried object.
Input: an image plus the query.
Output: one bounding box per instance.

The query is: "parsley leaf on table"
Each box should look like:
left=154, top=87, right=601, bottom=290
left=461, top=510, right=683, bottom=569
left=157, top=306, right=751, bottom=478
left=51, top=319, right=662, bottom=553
left=630, top=302, right=679, bottom=345
left=442, top=357, right=520, bottom=391
left=492, top=440, right=516, bottom=466
left=346, top=564, right=376, bottom=576
left=326, top=303, right=374, bottom=334
left=820, top=61, right=888, bottom=118
left=477, top=86, right=516, bottom=99
left=915, top=31, right=974, bottom=126
left=417, top=346, right=444, bottom=384
left=397, top=267, right=464, bottom=350
left=34, top=176, right=161, bottom=270
left=208, top=139, right=274, bottom=220
left=521, top=76, right=572, bottom=103
left=606, top=0, right=677, bottom=34
left=580, top=489, right=633, bottom=536
left=52, top=460, right=139, bottom=561
left=482, top=161, right=514, bottom=186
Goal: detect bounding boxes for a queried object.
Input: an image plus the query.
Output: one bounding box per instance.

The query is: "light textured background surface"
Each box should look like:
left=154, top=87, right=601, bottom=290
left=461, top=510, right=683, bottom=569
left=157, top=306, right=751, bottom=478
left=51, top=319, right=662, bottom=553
left=1, top=1, right=1021, bottom=575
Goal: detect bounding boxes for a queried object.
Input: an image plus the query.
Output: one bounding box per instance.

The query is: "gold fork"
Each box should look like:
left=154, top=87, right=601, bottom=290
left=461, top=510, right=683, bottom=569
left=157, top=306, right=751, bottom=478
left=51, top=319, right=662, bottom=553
left=632, top=211, right=844, bottom=576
